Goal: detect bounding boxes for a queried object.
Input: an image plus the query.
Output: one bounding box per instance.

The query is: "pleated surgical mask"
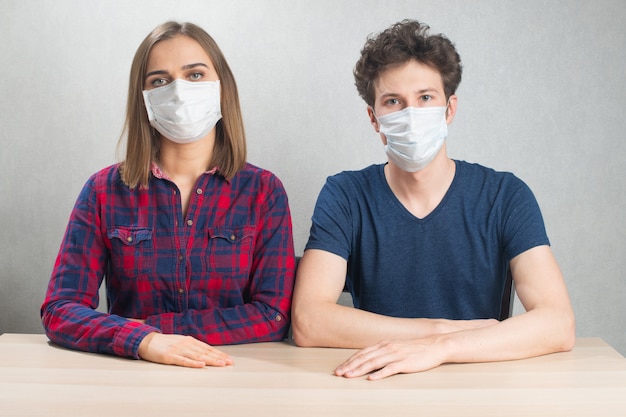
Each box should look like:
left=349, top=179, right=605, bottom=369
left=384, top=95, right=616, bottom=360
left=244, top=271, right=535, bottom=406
left=377, top=106, right=448, bottom=172
left=143, top=79, right=222, bottom=144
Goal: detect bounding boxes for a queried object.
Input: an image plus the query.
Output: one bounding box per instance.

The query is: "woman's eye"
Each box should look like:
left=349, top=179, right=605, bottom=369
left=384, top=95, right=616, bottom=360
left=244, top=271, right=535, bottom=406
left=151, top=78, right=168, bottom=88
left=189, top=72, right=203, bottom=81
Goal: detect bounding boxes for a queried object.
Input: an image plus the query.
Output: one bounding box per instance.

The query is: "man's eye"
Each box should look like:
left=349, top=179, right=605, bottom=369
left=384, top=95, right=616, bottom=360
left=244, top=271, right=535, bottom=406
left=421, top=95, right=432, bottom=102
left=386, top=98, right=400, bottom=105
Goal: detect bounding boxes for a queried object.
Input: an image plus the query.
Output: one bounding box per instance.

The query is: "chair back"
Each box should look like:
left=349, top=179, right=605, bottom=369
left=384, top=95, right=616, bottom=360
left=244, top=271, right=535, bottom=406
left=500, top=267, right=515, bottom=320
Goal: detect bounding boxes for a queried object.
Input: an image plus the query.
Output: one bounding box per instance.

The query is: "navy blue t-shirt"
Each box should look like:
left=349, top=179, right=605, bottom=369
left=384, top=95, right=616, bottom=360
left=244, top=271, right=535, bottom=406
left=305, top=161, right=549, bottom=320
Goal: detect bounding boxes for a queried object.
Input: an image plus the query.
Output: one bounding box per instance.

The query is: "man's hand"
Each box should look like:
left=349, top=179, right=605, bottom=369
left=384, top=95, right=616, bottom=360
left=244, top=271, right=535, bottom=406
left=334, top=316, right=499, bottom=380
left=334, top=337, right=446, bottom=380
left=137, top=333, right=234, bottom=368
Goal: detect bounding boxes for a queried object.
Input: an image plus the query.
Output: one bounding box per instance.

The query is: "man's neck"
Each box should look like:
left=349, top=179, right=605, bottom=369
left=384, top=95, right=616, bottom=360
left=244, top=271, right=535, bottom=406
left=384, top=147, right=456, bottom=219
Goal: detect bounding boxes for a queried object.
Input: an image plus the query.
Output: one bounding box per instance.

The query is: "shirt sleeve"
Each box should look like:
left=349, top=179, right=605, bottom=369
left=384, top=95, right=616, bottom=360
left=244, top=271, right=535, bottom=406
left=40, top=173, right=160, bottom=359
left=500, top=174, right=550, bottom=260
left=304, top=174, right=353, bottom=260
left=143, top=171, right=296, bottom=344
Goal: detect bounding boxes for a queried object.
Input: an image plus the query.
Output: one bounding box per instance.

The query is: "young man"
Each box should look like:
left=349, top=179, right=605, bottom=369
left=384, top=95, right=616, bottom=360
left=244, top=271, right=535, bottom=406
left=291, top=20, right=575, bottom=380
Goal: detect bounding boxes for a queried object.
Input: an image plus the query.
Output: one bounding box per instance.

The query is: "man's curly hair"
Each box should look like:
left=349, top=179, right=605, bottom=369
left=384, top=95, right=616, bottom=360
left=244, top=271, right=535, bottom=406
left=354, top=19, right=463, bottom=107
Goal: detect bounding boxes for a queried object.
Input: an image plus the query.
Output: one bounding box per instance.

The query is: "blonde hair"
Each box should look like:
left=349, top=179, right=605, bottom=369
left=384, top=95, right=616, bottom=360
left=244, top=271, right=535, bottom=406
left=118, top=21, right=246, bottom=188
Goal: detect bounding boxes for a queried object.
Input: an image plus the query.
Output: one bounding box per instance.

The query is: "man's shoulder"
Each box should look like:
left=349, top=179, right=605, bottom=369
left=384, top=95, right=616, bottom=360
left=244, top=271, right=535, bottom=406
left=326, top=163, right=384, bottom=185
left=314, top=164, right=386, bottom=207
left=456, top=160, right=523, bottom=186
left=454, top=160, right=534, bottom=206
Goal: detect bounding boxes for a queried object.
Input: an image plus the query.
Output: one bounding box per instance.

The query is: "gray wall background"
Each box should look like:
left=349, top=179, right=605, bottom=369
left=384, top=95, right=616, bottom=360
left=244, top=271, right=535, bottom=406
left=1, top=0, right=625, bottom=355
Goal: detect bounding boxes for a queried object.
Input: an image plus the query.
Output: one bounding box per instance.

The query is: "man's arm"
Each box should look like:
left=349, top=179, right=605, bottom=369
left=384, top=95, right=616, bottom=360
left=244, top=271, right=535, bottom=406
left=334, top=245, right=576, bottom=379
left=291, top=249, right=497, bottom=348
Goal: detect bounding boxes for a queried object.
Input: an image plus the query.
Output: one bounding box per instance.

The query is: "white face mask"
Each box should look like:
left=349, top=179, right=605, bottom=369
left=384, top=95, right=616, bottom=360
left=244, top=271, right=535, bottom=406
left=377, top=106, right=448, bottom=172
left=142, top=79, right=222, bottom=144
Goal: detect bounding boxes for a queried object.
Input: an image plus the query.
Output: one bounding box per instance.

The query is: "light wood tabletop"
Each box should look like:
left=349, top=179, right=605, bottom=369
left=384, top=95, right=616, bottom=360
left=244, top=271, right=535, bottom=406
left=1, top=333, right=625, bottom=416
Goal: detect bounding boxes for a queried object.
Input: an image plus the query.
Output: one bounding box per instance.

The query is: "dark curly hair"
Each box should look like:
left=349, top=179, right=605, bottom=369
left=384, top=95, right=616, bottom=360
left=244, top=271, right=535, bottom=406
left=354, top=19, right=462, bottom=107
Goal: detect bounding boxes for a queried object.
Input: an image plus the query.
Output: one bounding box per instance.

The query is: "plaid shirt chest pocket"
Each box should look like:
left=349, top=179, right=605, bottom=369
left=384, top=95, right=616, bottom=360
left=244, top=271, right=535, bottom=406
left=107, top=227, right=154, bottom=276
left=200, top=226, right=256, bottom=280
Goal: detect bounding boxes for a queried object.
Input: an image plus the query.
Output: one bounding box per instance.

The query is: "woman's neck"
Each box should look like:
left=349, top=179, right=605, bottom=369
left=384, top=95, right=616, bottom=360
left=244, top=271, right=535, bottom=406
left=157, top=133, right=215, bottom=181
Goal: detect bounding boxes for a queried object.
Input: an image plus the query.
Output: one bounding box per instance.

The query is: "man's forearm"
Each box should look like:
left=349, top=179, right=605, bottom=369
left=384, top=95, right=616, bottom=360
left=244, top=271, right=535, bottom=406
left=291, top=302, right=495, bottom=348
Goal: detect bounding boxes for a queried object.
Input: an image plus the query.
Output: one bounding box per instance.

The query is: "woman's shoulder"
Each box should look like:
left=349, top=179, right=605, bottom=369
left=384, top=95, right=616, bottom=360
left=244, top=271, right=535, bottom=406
left=82, top=163, right=124, bottom=191
left=92, top=163, right=122, bottom=176
left=234, top=162, right=286, bottom=191
left=237, top=162, right=278, bottom=179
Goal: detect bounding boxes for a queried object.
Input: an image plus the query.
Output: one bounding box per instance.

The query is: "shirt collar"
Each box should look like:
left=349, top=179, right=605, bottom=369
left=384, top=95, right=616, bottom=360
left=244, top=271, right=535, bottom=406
left=150, top=162, right=223, bottom=181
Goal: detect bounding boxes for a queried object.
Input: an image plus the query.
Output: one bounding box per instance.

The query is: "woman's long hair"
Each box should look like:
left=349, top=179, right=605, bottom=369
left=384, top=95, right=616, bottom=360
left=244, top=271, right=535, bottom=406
left=118, top=21, right=246, bottom=188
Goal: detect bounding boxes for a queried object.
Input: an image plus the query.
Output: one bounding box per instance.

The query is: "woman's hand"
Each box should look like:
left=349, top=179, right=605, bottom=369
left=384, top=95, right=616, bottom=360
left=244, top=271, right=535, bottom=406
left=137, top=332, right=234, bottom=368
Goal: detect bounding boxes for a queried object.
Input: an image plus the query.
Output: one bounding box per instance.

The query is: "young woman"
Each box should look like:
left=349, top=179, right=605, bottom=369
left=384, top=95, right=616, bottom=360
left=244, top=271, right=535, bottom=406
left=41, top=21, right=295, bottom=368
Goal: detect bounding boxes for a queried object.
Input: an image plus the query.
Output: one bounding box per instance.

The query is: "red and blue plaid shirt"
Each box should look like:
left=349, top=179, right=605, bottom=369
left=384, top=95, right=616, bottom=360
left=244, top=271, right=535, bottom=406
left=41, top=162, right=295, bottom=358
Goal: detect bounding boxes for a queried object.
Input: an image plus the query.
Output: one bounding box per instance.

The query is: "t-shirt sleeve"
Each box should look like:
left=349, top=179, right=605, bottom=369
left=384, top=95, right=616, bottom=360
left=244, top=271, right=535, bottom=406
left=500, top=175, right=550, bottom=261
left=305, top=175, right=353, bottom=260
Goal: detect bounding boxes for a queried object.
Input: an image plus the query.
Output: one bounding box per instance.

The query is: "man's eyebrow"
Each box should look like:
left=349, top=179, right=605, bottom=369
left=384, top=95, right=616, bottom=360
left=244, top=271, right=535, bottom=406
left=144, top=63, right=210, bottom=80
left=378, top=88, right=438, bottom=98
left=407, top=88, right=439, bottom=95
left=378, top=92, right=399, bottom=99
left=415, top=88, right=439, bottom=94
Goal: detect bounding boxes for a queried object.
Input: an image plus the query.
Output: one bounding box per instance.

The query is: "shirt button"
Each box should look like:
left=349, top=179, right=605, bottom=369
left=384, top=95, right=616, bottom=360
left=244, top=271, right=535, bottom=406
left=230, top=234, right=236, bottom=241
left=126, top=236, right=133, bottom=243
left=178, top=288, right=184, bottom=294
left=196, top=188, right=203, bottom=195
left=275, top=314, right=282, bottom=322
left=187, top=219, right=193, bottom=226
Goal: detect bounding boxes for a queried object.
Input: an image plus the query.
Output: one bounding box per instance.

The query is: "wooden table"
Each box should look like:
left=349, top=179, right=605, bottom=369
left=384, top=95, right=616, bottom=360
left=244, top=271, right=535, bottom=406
left=1, top=334, right=625, bottom=416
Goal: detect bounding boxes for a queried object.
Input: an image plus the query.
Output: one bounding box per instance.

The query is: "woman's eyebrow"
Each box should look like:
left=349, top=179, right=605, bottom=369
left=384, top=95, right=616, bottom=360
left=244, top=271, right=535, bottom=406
left=145, top=69, right=168, bottom=80
left=144, top=63, right=210, bottom=80
left=182, top=63, right=209, bottom=71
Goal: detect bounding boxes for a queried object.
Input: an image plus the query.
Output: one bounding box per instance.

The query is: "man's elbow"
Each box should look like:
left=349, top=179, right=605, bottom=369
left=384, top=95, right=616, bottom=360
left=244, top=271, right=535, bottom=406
left=556, top=310, right=576, bottom=352
left=562, top=317, right=577, bottom=352
left=290, top=309, right=318, bottom=347
left=291, top=327, right=312, bottom=347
